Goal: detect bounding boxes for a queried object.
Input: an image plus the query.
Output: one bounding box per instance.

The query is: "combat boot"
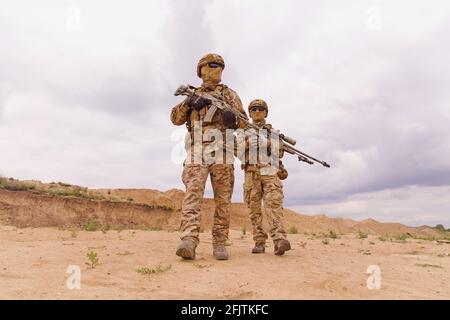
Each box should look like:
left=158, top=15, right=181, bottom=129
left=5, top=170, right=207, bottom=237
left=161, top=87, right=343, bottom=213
left=274, top=239, right=291, bottom=256
left=252, top=242, right=266, bottom=254
left=213, top=244, right=229, bottom=260
left=176, top=238, right=197, bottom=260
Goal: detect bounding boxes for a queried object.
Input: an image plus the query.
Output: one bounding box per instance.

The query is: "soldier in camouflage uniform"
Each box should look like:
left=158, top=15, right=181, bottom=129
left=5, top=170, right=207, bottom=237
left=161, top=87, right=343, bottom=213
left=170, top=53, right=248, bottom=260
left=238, top=99, right=291, bottom=255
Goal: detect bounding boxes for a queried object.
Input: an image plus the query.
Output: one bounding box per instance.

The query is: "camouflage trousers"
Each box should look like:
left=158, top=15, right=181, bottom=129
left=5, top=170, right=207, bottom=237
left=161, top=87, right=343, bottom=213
left=243, top=169, right=287, bottom=243
left=180, top=163, right=234, bottom=246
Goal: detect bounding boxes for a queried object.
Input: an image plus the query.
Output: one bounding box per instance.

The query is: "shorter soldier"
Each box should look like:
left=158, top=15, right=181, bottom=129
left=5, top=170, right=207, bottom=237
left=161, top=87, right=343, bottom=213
left=238, top=99, right=291, bottom=255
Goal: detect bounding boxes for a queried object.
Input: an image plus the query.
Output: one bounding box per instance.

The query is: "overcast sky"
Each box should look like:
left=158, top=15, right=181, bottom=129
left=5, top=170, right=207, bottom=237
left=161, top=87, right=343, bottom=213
left=1, top=0, right=449, bottom=227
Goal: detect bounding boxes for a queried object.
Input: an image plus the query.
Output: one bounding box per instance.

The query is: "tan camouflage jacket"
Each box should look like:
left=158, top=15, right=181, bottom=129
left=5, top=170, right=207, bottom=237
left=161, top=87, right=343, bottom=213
left=170, top=83, right=247, bottom=164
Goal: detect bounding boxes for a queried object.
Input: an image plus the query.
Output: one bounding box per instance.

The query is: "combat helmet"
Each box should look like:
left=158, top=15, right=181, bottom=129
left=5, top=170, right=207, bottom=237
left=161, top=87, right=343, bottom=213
left=197, top=53, right=225, bottom=78
left=248, top=99, right=269, bottom=116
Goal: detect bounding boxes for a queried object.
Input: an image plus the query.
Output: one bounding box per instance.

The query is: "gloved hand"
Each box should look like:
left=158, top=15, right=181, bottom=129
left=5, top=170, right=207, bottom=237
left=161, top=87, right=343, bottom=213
left=187, top=95, right=212, bottom=111
left=222, top=111, right=237, bottom=129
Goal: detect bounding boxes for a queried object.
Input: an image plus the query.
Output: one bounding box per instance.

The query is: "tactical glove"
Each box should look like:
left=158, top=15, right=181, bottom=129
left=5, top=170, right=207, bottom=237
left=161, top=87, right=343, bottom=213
left=187, top=95, right=212, bottom=111
left=222, top=111, right=237, bottom=129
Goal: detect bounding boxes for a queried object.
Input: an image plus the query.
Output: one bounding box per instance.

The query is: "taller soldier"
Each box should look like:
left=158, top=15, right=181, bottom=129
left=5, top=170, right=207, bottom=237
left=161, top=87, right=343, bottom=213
left=170, top=53, right=247, bottom=260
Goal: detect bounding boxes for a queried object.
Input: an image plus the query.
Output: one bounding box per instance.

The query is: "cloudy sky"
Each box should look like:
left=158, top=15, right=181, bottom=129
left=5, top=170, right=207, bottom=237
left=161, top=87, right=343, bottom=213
left=1, top=0, right=449, bottom=227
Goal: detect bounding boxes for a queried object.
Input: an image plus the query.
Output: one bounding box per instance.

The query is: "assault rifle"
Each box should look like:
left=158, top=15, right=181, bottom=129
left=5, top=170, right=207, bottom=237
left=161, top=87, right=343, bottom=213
left=174, top=84, right=330, bottom=168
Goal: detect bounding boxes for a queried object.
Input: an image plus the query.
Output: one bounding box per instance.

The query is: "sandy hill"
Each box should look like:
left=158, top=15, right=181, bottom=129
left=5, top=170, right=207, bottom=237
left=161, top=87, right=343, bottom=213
left=0, top=177, right=444, bottom=238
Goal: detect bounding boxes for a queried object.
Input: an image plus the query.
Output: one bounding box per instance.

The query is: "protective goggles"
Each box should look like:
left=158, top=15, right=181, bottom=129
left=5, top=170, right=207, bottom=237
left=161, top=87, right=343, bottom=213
left=207, top=62, right=224, bottom=68
left=250, top=106, right=266, bottom=112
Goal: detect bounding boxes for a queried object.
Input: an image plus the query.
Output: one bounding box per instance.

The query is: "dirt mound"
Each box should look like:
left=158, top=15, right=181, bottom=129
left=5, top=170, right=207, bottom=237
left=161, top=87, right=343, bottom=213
left=0, top=178, right=445, bottom=238
left=0, top=189, right=173, bottom=230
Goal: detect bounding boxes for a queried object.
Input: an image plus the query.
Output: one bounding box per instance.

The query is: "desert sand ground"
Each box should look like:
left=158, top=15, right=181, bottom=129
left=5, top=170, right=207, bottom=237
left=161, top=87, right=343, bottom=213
left=0, top=225, right=449, bottom=299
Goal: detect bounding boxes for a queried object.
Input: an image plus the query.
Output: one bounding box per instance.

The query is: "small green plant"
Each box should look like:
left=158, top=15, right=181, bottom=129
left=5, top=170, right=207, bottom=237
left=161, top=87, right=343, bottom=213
left=378, top=236, right=387, bottom=242
left=289, top=226, right=298, bottom=234
left=84, top=220, right=98, bottom=231
left=84, top=219, right=98, bottom=231
left=137, top=263, right=172, bottom=275
left=358, top=231, right=368, bottom=239
left=86, top=250, right=99, bottom=268
left=70, top=230, right=77, bottom=238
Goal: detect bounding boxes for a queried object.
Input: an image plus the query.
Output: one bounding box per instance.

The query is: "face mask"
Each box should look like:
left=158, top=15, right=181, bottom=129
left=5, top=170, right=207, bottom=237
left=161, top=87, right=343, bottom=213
left=200, top=65, right=222, bottom=86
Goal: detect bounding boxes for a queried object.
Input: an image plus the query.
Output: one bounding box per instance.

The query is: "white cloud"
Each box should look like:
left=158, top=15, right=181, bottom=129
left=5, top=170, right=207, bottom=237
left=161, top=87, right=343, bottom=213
left=1, top=0, right=450, bottom=225
left=292, top=185, right=450, bottom=228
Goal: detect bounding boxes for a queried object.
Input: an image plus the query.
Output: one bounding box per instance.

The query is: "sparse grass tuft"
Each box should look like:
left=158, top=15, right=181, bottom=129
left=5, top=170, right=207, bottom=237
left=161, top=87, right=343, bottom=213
left=395, top=234, right=407, bottom=241
left=358, top=231, right=368, bottom=239
left=289, top=226, right=298, bottom=234
left=46, top=187, right=105, bottom=201
left=116, top=251, right=134, bottom=256
left=416, top=263, right=442, bottom=269
left=194, top=263, right=212, bottom=269
left=322, top=239, right=329, bottom=245
left=58, top=182, right=72, bottom=187
left=328, top=230, right=338, bottom=239
left=0, top=177, right=36, bottom=191
left=137, top=263, right=172, bottom=275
